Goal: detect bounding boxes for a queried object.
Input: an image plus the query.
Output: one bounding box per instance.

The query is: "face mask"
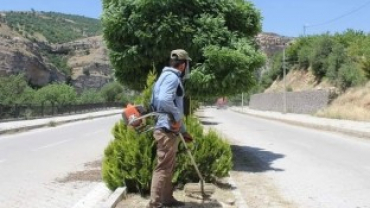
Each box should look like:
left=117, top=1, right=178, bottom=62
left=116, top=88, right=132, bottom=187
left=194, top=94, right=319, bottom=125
left=182, top=60, right=190, bottom=80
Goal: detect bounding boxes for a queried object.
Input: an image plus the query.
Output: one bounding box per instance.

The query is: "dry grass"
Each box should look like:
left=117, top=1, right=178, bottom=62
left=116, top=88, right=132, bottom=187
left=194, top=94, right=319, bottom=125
left=266, top=69, right=334, bottom=93
left=316, top=82, right=370, bottom=121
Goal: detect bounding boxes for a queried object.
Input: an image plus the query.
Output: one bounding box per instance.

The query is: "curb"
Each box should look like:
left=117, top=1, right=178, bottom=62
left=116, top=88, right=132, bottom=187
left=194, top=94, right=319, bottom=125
left=72, top=183, right=112, bottom=208
left=102, top=187, right=127, bottom=208
left=227, top=176, right=249, bottom=208
left=0, top=112, right=121, bottom=135
left=231, top=109, right=370, bottom=139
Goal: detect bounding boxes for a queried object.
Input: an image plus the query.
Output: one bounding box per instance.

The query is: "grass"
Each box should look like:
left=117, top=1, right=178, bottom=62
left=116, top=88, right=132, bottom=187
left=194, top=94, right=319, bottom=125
left=316, top=82, right=370, bottom=121
left=48, top=121, right=57, bottom=127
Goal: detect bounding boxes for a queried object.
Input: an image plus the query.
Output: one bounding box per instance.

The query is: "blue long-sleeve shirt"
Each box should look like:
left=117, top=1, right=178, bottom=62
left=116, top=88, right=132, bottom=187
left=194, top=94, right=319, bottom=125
left=151, top=67, right=186, bottom=133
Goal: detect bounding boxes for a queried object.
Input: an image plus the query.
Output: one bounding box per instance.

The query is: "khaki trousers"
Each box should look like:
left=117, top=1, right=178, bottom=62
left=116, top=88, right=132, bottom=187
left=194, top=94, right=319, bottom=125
left=148, top=130, right=179, bottom=208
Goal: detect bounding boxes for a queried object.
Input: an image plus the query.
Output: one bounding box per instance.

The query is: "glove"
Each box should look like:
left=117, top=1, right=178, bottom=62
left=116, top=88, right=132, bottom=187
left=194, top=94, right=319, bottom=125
left=171, top=121, right=181, bottom=132
left=182, top=132, right=193, bottom=143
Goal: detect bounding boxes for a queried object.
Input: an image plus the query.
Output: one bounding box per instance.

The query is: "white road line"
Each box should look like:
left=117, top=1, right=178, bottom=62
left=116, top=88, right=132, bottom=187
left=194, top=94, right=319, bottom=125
left=32, top=139, right=70, bottom=151
left=83, top=130, right=106, bottom=137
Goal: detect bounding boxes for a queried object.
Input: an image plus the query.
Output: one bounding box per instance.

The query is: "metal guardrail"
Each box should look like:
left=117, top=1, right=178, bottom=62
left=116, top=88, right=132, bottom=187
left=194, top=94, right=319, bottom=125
left=0, top=102, right=123, bottom=121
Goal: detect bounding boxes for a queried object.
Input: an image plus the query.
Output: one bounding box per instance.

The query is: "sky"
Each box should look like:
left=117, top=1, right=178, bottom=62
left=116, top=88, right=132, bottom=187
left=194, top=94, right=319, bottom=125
left=1, top=0, right=370, bottom=37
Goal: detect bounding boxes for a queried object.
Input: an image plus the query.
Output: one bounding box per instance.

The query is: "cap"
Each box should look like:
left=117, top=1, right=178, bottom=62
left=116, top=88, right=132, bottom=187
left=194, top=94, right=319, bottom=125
left=170, top=49, right=192, bottom=61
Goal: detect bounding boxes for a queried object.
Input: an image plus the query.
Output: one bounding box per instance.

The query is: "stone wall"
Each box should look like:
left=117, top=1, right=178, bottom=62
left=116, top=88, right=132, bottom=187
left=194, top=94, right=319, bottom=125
left=249, top=89, right=337, bottom=114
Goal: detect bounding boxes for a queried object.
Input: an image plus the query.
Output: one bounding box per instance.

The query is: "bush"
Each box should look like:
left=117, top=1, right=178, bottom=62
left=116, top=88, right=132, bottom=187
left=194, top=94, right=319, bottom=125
left=102, top=71, right=232, bottom=194
left=100, top=82, right=125, bottom=102
left=102, top=122, right=154, bottom=193
left=35, top=83, right=77, bottom=106
left=78, top=89, right=104, bottom=104
left=102, top=116, right=232, bottom=194
left=338, top=62, right=366, bottom=90
left=309, top=35, right=334, bottom=79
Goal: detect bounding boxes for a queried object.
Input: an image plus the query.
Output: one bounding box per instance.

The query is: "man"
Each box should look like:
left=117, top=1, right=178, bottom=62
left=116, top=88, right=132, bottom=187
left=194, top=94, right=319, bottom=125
left=147, top=49, right=193, bottom=208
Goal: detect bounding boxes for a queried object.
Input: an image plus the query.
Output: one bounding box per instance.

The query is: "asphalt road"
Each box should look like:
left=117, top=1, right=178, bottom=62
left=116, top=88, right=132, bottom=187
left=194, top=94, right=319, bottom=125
left=0, top=115, right=121, bottom=208
left=201, top=108, right=370, bottom=208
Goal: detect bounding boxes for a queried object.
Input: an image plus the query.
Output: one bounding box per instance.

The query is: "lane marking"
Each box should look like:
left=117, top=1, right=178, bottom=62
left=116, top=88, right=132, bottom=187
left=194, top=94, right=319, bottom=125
left=83, top=130, right=106, bottom=137
left=32, top=139, right=70, bottom=151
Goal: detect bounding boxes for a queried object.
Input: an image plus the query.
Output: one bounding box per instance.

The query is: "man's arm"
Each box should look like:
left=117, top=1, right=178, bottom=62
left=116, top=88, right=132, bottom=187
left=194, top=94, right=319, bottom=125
left=157, top=74, right=181, bottom=122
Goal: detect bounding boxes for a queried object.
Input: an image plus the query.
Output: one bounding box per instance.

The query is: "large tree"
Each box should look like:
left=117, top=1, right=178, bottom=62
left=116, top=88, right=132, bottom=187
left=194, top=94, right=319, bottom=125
left=102, top=0, right=265, bottom=98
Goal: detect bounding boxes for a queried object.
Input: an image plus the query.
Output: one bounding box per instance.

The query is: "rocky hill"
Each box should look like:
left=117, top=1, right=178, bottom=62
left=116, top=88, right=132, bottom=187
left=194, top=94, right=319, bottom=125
left=0, top=11, right=112, bottom=92
left=0, top=11, right=293, bottom=93
left=256, top=32, right=293, bottom=57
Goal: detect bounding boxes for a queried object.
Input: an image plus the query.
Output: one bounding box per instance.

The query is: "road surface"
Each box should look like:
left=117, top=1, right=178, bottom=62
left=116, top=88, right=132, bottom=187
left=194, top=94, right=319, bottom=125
left=201, top=108, right=370, bottom=208
left=0, top=115, right=121, bottom=208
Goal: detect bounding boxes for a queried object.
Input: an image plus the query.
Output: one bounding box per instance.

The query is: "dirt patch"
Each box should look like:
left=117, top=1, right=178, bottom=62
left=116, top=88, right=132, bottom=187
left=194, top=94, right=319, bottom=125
left=116, top=184, right=237, bottom=208
left=56, top=160, right=102, bottom=183
left=84, top=160, right=102, bottom=169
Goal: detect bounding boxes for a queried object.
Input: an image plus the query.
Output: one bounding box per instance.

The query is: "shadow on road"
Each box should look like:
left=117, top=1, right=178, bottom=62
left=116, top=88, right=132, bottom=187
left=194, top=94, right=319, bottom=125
left=231, top=145, right=285, bottom=172
left=200, top=120, right=220, bottom=126
left=182, top=201, right=223, bottom=208
left=197, top=115, right=213, bottom=119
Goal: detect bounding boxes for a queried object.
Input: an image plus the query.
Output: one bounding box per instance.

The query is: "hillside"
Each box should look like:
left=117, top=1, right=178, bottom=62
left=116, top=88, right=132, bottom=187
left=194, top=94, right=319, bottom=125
left=261, top=30, right=370, bottom=120
left=2, top=11, right=101, bottom=43
left=0, top=11, right=112, bottom=92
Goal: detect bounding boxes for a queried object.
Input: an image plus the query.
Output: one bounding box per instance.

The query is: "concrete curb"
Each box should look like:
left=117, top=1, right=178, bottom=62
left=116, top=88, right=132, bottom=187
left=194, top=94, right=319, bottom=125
left=231, top=109, right=370, bottom=139
left=227, top=176, right=249, bottom=208
left=72, top=183, right=112, bottom=208
left=102, top=187, right=127, bottom=208
left=0, top=112, right=121, bottom=135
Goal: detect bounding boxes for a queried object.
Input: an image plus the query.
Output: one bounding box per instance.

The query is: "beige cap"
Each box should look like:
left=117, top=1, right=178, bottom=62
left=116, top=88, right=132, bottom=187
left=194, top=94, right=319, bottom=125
left=170, top=49, right=192, bottom=61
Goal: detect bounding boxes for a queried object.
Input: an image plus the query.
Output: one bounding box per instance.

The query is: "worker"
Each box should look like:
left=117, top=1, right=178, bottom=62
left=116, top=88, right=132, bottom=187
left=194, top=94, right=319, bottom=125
left=147, top=49, right=193, bottom=208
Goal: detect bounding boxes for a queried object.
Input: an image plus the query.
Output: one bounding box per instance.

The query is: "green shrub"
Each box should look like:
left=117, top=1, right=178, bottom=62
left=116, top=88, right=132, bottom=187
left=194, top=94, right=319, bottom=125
left=309, top=35, right=334, bottom=79
left=102, top=116, right=232, bottom=194
left=78, top=89, right=104, bottom=104
left=360, top=56, right=370, bottom=79
left=102, top=122, right=154, bottom=194
left=338, top=62, right=366, bottom=90
left=100, top=82, right=125, bottom=102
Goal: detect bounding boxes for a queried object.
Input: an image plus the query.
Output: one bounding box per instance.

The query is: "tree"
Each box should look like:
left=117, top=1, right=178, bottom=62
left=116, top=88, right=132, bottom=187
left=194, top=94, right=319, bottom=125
left=100, top=82, right=125, bottom=102
left=0, top=74, right=30, bottom=105
left=36, top=83, right=77, bottom=106
left=78, top=89, right=104, bottom=104
left=102, top=0, right=265, bottom=97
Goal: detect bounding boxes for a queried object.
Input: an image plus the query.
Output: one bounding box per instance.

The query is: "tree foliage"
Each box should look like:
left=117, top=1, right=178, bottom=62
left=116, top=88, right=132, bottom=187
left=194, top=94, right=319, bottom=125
left=78, top=89, right=105, bottom=104
left=102, top=0, right=265, bottom=97
left=0, top=74, right=32, bottom=105
left=35, top=83, right=77, bottom=105
left=4, top=11, right=102, bottom=43
left=100, top=82, right=127, bottom=102
left=0, top=75, right=131, bottom=106
left=261, top=30, right=370, bottom=91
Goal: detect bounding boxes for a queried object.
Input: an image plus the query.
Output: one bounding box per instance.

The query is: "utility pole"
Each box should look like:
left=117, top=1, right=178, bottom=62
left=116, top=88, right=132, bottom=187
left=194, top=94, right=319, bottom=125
left=283, top=47, right=287, bottom=114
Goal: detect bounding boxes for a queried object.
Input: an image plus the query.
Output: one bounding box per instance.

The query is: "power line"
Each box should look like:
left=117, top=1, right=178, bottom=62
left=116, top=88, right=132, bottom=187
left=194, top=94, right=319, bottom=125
left=306, top=0, right=370, bottom=28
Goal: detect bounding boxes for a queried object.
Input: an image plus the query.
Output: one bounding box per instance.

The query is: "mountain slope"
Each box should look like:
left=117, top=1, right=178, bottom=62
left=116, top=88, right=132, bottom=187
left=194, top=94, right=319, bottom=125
left=2, top=11, right=101, bottom=43
left=0, top=11, right=112, bottom=91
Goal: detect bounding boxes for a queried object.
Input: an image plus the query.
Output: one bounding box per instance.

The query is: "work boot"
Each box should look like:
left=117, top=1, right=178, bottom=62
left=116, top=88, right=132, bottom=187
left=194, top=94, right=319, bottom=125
left=162, top=197, right=185, bottom=207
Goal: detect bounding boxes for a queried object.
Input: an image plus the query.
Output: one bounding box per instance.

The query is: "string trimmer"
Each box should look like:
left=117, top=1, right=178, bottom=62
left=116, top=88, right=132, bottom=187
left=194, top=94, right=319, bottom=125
left=122, top=104, right=215, bottom=198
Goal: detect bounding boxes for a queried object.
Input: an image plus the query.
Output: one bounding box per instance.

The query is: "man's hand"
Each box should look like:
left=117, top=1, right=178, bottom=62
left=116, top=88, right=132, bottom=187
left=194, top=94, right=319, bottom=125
left=182, top=132, right=193, bottom=143
left=171, top=121, right=181, bottom=132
